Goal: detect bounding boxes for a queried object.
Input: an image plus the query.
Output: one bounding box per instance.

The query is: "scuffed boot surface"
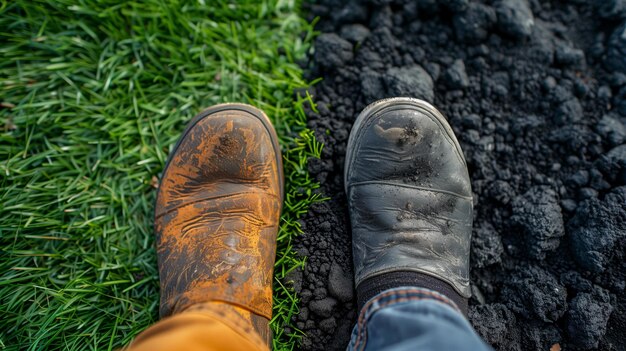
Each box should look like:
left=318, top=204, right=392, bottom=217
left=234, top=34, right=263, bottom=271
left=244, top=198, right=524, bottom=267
left=155, top=104, right=283, bottom=321
left=345, top=97, right=473, bottom=298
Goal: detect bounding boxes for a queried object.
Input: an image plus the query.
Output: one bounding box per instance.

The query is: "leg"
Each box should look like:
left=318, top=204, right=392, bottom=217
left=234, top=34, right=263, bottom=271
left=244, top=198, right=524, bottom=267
left=347, top=287, right=491, bottom=351
left=128, top=302, right=268, bottom=351
left=345, top=98, right=489, bottom=350
left=126, top=104, right=283, bottom=351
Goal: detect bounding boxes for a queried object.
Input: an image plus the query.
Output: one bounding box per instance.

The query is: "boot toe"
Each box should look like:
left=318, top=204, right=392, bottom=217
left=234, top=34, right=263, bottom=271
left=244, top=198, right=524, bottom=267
left=345, top=98, right=470, bottom=197
left=157, top=105, right=283, bottom=217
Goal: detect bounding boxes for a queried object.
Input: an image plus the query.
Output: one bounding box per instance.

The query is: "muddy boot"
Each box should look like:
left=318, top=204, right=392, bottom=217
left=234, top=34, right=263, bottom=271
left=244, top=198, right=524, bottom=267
left=344, top=97, right=473, bottom=314
left=154, top=103, right=283, bottom=346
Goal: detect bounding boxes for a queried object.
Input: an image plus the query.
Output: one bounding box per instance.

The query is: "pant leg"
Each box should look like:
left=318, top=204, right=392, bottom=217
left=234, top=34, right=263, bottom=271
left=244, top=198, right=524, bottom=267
left=347, top=287, right=492, bottom=351
left=126, top=302, right=269, bottom=351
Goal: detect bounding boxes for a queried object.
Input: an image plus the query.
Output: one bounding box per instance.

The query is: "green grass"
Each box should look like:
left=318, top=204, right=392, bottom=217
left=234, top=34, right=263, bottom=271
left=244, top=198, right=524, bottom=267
left=0, top=1, right=321, bottom=350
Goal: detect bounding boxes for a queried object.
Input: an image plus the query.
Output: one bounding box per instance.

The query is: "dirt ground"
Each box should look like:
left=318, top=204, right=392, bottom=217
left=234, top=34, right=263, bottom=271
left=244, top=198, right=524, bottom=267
left=289, top=0, right=626, bottom=350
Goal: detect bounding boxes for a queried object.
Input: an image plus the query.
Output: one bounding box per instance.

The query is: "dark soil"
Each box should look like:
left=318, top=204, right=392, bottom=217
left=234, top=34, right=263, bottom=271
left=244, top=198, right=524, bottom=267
left=290, top=0, right=626, bottom=350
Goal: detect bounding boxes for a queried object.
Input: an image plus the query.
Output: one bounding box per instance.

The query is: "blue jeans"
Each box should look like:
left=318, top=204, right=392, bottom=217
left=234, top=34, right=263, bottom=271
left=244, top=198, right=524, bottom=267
left=347, top=287, right=493, bottom=351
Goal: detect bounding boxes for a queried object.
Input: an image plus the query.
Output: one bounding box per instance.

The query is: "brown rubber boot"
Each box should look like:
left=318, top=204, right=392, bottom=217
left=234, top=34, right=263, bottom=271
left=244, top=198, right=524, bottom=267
left=154, top=103, right=283, bottom=347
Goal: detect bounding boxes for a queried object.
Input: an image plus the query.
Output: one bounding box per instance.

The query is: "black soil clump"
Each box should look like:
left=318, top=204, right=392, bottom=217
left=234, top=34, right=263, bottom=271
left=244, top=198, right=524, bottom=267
left=291, top=0, right=626, bottom=350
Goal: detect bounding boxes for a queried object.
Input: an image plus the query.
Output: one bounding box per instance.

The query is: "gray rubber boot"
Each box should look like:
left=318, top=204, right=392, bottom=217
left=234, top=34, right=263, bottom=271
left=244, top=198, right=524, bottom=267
left=345, top=97, right=473, bottom=303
